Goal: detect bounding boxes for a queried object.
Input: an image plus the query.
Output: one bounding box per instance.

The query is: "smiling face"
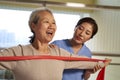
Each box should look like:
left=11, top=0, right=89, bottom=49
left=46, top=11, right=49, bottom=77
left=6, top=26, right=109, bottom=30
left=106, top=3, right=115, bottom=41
left=31, top=11, right=56, bottom=43
left=72, top=22, right=93, bottom=45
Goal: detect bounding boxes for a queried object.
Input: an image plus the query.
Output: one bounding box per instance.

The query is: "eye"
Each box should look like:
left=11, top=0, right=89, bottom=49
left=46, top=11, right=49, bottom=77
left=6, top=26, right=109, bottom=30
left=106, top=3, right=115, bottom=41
left=86, top=31, right=92, bottom=35
left=78, top=26, right=83, bottom=30
left=52, top=21, right=56, bottom=25
left=86, top=32, right=90, bottom=35
left=44, top=20, right=49, bottom=23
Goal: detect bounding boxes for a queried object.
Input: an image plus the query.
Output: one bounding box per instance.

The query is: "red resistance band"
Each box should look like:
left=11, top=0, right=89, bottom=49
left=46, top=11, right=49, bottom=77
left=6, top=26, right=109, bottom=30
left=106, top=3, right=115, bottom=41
left=0, top=55, right=106, bottom=80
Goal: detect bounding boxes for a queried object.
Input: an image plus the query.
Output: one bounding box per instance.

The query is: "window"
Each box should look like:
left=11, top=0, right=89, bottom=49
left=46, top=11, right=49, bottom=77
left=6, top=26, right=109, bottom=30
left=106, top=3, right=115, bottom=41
left=0, top=9, right=31, bottom=48
left=0, top=8, right=89, bottom=79
left=0, top=9, right=89, bottom=48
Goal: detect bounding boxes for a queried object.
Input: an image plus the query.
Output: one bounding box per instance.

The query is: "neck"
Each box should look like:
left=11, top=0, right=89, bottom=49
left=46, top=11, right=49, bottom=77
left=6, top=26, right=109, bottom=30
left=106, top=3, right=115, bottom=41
left=69, top=39, right=83, bottom=48
left=69, top=39, right=83, bottom=54
left=32, top=41, right=50, bottom=54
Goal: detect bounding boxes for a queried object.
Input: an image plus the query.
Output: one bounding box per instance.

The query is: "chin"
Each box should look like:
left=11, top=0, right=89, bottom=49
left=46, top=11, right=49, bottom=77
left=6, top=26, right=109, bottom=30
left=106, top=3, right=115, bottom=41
left=48, top=39, right=53, bottom=42
left=76, top=40, right=82, bottom=44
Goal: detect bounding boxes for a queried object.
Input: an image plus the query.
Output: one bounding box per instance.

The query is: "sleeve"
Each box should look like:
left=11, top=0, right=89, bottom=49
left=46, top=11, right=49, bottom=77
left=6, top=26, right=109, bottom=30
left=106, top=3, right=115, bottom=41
left=0, top=46, right=22, bottom=70
left=58, top=48, right=104, bottom=69
left=64, top=61, right=104, bottom=69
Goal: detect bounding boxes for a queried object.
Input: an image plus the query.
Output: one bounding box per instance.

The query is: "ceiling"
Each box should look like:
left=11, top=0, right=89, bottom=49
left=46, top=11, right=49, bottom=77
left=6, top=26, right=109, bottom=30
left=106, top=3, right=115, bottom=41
left=0, top=0, right=120, bottom=13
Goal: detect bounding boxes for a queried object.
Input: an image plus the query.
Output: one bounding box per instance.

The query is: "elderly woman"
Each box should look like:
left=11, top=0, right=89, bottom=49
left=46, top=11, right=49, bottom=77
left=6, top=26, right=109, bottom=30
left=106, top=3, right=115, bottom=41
left=0, top=8, right=111, bottom=80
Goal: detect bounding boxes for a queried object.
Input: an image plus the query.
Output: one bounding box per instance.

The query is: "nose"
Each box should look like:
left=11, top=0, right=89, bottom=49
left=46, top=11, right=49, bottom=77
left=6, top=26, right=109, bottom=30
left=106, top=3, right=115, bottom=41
left=49, top=22, right=56, bottom=27
left=48, top=22, right=57, bottom=31
left=50, top=23, right=54, bottom=27
left=80, top=31, right=85, bottom=36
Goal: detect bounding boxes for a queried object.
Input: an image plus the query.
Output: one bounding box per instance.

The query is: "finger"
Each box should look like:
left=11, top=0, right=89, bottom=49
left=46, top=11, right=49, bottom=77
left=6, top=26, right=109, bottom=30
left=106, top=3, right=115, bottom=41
left=104, top=58, right=112, bottom=66
left=93, top=64, right=102, bottom=73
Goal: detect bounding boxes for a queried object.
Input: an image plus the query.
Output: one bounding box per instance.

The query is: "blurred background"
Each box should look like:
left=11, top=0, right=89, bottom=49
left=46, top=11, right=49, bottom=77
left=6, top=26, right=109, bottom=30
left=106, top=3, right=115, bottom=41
left=0, top=0, right=120, bottom=80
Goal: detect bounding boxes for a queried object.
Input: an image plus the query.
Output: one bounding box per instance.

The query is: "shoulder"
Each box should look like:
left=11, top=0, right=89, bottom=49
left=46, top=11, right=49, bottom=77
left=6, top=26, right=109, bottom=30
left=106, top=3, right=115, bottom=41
left=3, top=45, right=23, bottom=52
left=51, top=39, right=67, bottom=44
left=0, top=45, right=23, bottom=56
left=82, top=44, right=91, bottom=52
left=51, top=39, right=69, bottom=48
left=49, top=46, right=71, bottom=56
left=0, top=44, right=32, bottom=56
left=80, top=44, right=92, bottom=57
left=18, top=44, right=34, bottom=55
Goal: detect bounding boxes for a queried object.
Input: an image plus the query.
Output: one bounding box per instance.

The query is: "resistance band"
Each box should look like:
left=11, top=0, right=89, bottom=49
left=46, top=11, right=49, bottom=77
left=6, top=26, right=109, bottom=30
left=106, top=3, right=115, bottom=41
left=0, top=55, right=106, bottom=80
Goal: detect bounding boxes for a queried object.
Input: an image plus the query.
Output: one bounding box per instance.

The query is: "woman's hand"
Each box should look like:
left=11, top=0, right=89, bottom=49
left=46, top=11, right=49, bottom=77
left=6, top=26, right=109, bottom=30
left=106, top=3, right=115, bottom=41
left=85, top=58, right=112, bottom=74
left=84, top=58, right=111, bottom=80
left=104, top=58, right=112, bottom=66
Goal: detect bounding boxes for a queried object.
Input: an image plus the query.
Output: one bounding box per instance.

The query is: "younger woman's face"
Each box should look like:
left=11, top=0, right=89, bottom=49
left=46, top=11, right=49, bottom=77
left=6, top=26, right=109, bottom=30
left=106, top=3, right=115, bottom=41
left=73, top=22, right=93, bottom=44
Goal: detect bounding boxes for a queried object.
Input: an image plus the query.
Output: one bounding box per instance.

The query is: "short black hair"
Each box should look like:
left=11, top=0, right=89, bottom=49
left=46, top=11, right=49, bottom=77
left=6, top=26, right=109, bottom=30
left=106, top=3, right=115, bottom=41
left=75, top=17, right=98, bottom=38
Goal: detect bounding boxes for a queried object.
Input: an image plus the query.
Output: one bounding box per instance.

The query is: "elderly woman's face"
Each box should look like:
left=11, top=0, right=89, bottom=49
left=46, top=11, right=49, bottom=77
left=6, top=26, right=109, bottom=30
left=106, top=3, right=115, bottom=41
left=31, top=11, right=57, bottom=43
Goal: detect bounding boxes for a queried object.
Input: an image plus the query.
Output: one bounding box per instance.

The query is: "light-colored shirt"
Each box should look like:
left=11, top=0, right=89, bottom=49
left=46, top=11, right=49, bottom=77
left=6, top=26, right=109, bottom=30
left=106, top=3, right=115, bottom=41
left=0, top=44, right=102, bottom=80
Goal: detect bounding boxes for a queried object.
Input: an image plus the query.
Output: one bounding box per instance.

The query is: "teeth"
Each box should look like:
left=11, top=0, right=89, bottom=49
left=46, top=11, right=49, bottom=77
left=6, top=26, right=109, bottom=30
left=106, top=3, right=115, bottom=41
left=47, top=32, right=53, bottom=35
left=47, top=29, right=54, bottom=35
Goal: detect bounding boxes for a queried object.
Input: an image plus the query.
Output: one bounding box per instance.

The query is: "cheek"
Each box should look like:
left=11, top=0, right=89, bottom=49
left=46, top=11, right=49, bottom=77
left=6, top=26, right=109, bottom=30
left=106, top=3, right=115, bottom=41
left=85, top=36, right=91, bottom=41
left=74, top=29, right=78, bottom=34
left=37, top=24, right=47, bottom=31
left=34, top=26, right=44, bottom=35
left=54, top=27, right=57, bottom=32
left=73, top=31, right=77, bottom=37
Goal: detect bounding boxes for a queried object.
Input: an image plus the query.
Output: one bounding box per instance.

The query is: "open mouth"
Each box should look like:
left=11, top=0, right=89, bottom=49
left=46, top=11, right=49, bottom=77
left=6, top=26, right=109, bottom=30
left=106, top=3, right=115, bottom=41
left=46, top=30, right=54, bottom=36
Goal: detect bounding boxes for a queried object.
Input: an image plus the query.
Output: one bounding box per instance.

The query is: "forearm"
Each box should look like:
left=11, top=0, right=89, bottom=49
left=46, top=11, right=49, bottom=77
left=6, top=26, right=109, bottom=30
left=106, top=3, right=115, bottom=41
left=65, top=61, right=104, bottom=69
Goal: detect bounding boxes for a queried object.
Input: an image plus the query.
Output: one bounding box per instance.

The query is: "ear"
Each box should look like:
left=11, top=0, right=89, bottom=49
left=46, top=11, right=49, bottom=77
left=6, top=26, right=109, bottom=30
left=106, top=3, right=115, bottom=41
left=31, top=23, right=36, bottom=31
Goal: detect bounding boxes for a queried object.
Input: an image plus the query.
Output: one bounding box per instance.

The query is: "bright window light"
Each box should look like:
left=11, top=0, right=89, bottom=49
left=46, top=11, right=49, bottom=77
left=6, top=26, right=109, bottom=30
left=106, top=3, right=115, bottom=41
left=66, top=3, right=85, bottom=8
left=0, top=9, right=89, bottom=48
left=0, top=9, right=32, bottom=47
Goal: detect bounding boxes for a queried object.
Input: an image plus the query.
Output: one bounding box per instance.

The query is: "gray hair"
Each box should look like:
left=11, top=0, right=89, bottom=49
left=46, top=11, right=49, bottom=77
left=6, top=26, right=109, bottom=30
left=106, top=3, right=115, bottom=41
left=29, top=7, right=53, bottom=31
left=28, top=7, right=53, bottom=43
